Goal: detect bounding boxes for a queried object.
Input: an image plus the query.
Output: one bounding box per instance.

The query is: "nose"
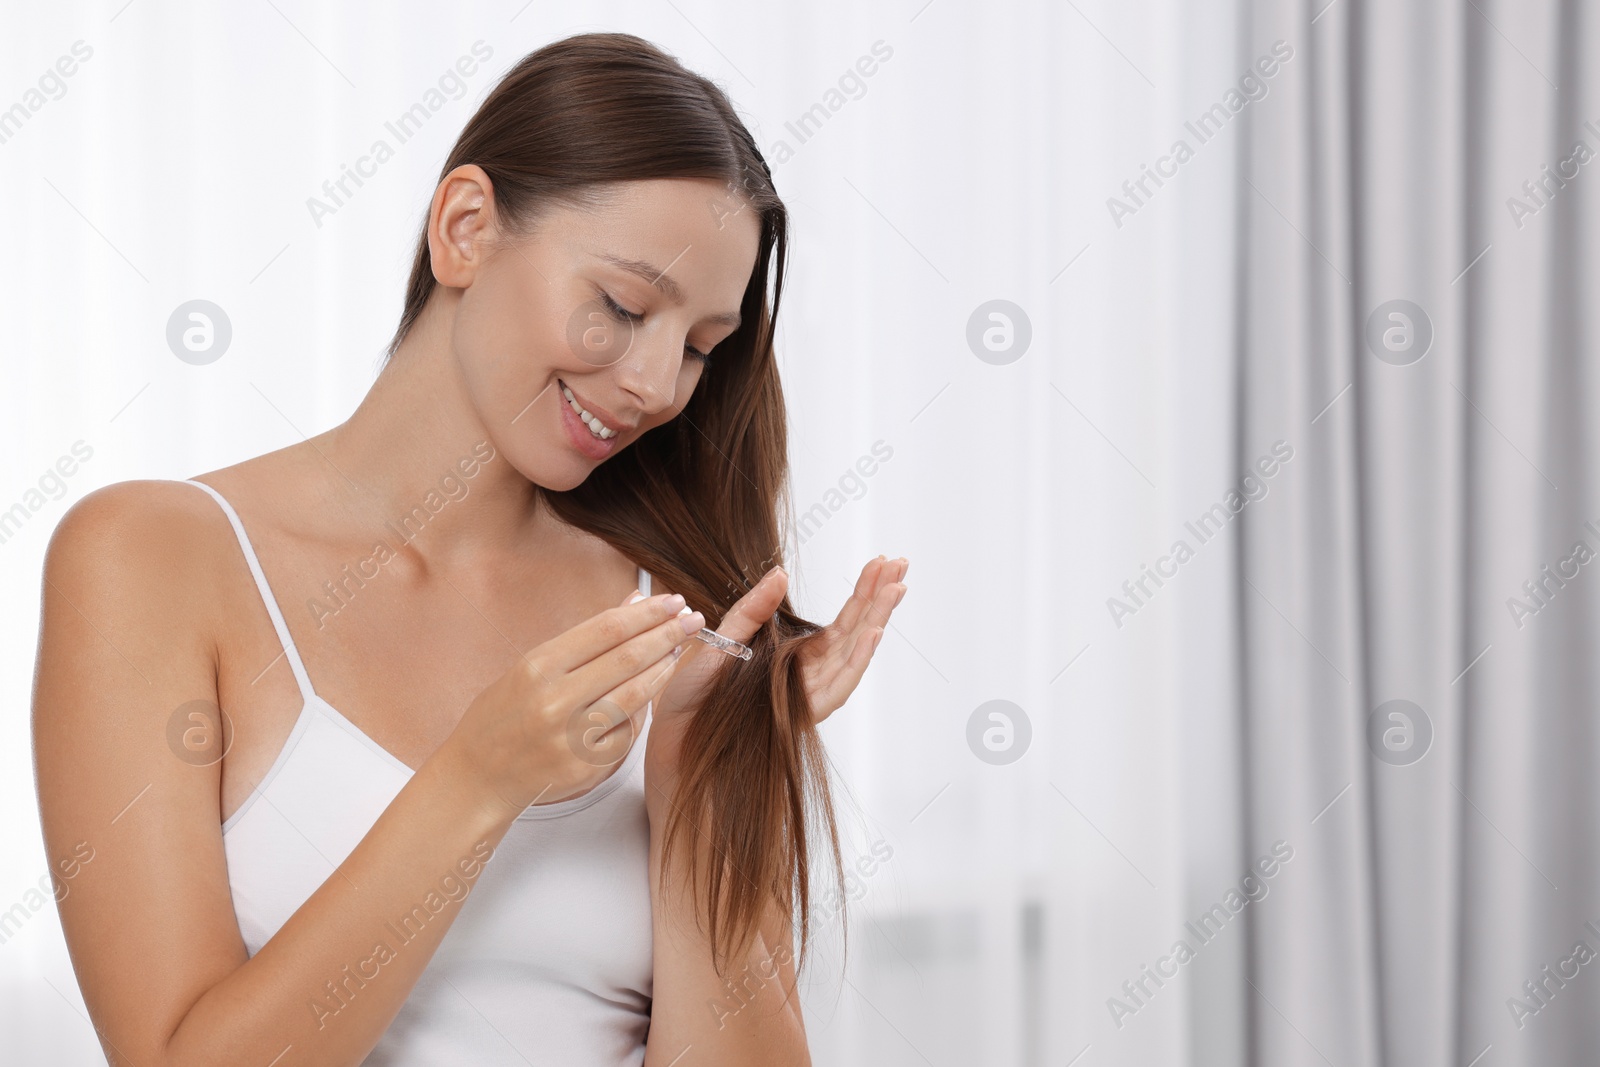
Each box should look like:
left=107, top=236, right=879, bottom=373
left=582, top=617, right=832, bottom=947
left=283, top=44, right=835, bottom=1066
left=613, top=335, right=682, bottom=414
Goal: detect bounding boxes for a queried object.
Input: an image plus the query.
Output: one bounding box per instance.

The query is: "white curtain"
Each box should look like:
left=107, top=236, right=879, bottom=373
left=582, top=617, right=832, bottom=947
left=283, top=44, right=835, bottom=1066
left=4, top=2, right=1594, bottom=1065
left=1228, top=0, right=1600, bottom=1065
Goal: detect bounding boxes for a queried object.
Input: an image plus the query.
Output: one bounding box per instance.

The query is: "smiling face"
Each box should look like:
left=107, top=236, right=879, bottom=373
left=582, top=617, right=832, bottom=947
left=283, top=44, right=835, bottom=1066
left=429, top=171, right=762, bottom=491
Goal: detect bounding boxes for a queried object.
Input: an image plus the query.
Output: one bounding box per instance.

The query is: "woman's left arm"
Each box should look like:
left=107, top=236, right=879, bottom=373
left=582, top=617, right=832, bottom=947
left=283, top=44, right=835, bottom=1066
left=640, top=556, right=908, bottom=1066
left=643, top=799, right=809, bottom=1066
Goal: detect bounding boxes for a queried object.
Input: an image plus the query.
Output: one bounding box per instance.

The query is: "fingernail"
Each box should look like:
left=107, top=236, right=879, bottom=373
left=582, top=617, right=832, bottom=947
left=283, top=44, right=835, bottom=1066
left=679, top=611, right=705, bottom=635
left=664, top=593, right=685, bottom=612
left=627, top=590, right=645, bottom=604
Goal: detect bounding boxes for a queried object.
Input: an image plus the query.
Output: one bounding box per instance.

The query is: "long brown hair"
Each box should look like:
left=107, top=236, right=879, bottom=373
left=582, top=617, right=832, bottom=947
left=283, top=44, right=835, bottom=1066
left=384, top=32, right=843, bottom=977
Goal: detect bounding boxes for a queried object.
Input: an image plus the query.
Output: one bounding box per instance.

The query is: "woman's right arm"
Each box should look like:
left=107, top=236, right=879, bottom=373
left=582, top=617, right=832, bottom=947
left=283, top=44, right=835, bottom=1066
left=32, top=482, right=697, bottom=1066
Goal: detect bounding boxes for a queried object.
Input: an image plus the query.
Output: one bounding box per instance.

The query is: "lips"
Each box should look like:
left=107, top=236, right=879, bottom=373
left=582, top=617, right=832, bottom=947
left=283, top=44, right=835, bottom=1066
left=556, top=379, right=620, bottom=460
left=558, top=379, right=635, bottom=435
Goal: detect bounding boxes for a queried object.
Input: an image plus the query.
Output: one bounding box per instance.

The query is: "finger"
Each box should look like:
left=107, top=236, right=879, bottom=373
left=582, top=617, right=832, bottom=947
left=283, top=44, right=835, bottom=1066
left=601, top=639, right=681, bottom=729
left=539, top=592, right=688, bottom=674
left=592, top=589, right=710, bottom=705
left=590, top=642, right=684, bottom=748
left=839, top=573, right=905, bottom=645
left=712, top=566, right=788, bottom=644
left=835, top=556, right=891, bottom=635
left=862, top=578, right=907, bottom=629
left=815, top=625, right=884, bottom=717
left=563, top=608, right=704, bottom=707
left=866, top=559, right=908, bottom=619
left=851, top=579, right=901, bottom=631
left=664, top=620, right=712, bottom=674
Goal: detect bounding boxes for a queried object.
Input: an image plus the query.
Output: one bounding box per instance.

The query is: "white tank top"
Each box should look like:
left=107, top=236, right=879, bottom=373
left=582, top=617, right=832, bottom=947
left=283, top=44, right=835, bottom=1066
left=182, top=478, right=654, bottom=1065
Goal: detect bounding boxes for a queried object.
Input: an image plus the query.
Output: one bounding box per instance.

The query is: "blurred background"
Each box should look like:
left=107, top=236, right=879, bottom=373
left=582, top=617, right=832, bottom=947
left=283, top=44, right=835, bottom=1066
left=4, top=1, right=1598, bottom=1064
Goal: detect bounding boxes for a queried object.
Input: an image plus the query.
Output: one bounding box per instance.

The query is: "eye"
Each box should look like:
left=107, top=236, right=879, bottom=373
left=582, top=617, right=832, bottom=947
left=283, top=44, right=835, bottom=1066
left=598, top=291, right=644, bottom=324
left=601, top=289, right=716, bottom=364
left=600, top=291, right=713, bottom=364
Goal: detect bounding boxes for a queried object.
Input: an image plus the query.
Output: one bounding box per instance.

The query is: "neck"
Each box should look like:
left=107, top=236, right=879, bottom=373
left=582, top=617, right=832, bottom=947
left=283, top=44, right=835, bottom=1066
left=315, top=291, right=565, bottom=568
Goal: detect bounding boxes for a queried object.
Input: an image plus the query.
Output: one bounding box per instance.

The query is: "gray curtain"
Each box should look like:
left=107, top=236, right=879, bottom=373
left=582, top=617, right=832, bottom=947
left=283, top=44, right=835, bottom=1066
left=1227, top=0, right=1600, bottom=1064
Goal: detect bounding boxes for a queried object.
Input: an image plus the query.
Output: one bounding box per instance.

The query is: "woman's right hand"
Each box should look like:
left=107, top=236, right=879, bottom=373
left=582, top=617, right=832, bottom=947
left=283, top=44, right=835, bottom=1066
left=444, top=589, right=705, bottom=816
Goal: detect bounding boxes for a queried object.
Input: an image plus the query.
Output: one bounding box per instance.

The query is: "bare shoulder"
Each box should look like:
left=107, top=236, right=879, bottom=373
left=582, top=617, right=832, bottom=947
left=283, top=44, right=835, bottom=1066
left=37, top=478, right=239, bottom=735
left=45, top=478, right=235, bottom=597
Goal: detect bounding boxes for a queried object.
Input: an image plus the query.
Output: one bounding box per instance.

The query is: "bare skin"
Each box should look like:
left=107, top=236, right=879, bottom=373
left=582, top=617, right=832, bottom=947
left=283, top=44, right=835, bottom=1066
left=32, top=167, right=908, bottom=1066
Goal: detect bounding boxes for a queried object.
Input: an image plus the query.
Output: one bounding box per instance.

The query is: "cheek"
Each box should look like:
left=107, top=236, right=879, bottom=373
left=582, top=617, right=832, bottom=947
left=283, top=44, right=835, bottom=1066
left=453, top=279, right=563, bottom=397
left=453, top=284, right=513, bottom=374
left=681, top=361, right=705, bottom=392
left=674, top=362, right=707, bottom=411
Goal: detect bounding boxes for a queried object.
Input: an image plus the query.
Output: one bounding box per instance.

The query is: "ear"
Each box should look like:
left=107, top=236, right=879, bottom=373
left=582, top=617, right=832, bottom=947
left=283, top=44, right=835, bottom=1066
left=429, top=164, right=497, bottom=289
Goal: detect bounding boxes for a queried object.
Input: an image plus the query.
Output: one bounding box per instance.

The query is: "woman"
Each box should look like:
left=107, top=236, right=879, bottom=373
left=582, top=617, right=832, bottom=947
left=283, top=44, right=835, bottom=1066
left=32, top=32, right=908, bottom=1066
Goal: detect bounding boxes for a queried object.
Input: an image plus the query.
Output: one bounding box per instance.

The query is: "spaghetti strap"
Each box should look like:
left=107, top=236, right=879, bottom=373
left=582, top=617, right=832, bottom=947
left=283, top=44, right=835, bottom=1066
left=181, top=479, right=317, bottom=704
left=637, top=565, right=650, bottom=596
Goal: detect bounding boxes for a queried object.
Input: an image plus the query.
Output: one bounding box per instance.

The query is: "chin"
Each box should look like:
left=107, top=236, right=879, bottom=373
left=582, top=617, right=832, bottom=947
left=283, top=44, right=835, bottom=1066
left=544, top=470, right=594, bottom=492
left=515, top=464, right=587, bottom=494
left=513, top=450, right=602, bottom=493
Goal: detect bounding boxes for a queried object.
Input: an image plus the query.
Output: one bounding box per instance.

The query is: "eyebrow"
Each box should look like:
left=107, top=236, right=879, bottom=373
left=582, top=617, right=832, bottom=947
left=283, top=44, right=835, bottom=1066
left=599, top=252, right=742, bottom=329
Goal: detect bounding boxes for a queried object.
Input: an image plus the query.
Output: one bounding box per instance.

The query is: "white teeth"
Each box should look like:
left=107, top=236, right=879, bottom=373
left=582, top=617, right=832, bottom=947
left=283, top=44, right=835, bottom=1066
left=560, top=383, right=616, bottom=439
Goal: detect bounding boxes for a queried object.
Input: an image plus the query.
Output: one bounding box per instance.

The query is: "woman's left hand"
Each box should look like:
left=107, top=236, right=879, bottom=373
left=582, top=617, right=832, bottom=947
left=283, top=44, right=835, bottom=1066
left=642, top=555, right=909, bottom=818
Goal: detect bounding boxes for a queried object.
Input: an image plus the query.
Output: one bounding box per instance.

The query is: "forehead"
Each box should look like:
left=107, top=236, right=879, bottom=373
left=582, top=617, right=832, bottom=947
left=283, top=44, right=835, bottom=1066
left=545, top=178, right=763, bottom=298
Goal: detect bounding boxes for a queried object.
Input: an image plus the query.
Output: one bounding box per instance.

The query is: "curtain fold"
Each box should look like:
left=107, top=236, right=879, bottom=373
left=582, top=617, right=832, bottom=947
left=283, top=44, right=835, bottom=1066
left=1231, top=1, right=1600, bottom=1064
